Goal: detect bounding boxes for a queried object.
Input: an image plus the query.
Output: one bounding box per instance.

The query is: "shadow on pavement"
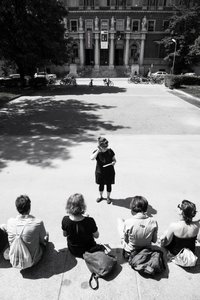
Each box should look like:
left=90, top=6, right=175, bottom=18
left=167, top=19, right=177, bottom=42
left=112, top=198, right=157, bottom=216
left=31, top=85, right=126, bottom=97
left=21, top=242, right=77, bottom=279
left=0, top=97, right=128, bottom=171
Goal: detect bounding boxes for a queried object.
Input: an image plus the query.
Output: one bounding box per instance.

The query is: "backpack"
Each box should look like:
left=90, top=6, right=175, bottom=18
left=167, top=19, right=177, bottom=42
left=83, top=251, right=117, bottom=290
left=9, top=224, right=33, bottom=270
left=128, top=248, right=165, bottom=276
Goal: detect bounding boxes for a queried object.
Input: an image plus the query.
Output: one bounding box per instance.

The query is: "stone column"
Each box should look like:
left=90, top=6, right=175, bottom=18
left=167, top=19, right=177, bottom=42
left=124, top=33, right=130, bottom=67
left=94, top=33, right=100, bottom=69
left=109, top=33, right=115, bottom=69
left=139, top=34, right=146, bottom=67
left=79, top=33, right=84, bottom=67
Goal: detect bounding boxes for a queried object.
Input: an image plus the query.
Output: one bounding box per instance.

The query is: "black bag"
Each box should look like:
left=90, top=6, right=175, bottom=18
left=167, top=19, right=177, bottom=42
left=0, top=228, right=9, bottom=252
left=128, top=248, right=165, bottom=276
left=83, top=251, right=117, bottom=290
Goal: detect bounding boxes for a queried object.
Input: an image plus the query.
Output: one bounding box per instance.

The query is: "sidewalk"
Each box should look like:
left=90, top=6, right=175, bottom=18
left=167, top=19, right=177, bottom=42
left=0, top=83, right=200, bottom=299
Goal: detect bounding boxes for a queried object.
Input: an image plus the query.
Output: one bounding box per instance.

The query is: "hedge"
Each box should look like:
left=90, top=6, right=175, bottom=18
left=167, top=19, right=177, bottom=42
left=165, top=75, right=200, bottom=89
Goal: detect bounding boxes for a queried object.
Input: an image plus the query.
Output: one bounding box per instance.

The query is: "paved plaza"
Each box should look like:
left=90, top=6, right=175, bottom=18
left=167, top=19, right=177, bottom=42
left=0, top=79, right=200, bottom=299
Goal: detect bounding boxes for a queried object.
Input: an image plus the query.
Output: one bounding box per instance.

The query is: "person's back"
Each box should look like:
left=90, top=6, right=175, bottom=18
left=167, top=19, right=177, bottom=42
left=124, top=215, right=157, bottom=252
left=118, top=196, right=158, bottom=258
left=7, top=214, right=47, bottom=265
left=6, top=195, right=48, bottom=267
left=161, top=200, right=200, bottom=255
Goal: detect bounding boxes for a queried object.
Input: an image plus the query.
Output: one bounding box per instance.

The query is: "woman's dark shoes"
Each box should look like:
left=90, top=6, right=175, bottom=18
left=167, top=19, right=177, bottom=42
left=96, top=197, right=103, bottom=203
left=107, top=197, right=112, bottom=204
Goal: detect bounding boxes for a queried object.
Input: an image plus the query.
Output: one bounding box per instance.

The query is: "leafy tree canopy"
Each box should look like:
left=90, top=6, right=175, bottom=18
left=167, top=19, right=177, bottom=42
left=0, top=0, right=68, bottom=77
left=161, top=2, right=200, bottom=73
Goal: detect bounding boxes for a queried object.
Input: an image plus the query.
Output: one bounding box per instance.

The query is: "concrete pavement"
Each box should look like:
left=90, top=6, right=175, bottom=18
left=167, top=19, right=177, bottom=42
left=0, top=80, right=200, bottom=299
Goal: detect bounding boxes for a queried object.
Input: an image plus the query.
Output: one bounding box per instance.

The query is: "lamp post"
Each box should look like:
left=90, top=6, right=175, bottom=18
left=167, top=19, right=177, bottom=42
left=171, top=39, right=177, bottom=75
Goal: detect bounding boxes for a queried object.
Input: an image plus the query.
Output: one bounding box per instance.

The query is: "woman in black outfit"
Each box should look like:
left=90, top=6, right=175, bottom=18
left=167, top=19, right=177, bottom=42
left=61, top=193, right=100, bottom=258
left=91, top=137, right=116, bottom=204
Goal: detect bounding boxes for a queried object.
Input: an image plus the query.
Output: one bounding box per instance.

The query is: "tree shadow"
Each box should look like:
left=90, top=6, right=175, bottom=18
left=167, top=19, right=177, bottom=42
left=112, top=198, right=157, bottom=216
left=21, top=242, right=77, bottom=279
left=30, top=85, right=126, bottom=97
left=0, top=97, right=129, bottom=171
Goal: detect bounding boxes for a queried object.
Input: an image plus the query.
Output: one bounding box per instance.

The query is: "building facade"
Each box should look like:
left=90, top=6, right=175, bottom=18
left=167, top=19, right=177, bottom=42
left=61, top=0, right=192, bottom=76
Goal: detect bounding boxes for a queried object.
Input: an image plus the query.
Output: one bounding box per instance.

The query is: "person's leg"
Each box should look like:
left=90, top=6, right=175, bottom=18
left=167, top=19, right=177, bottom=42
left=106, top=184, right=112, bottom=204
left=96, top=184, right=104, bottom=202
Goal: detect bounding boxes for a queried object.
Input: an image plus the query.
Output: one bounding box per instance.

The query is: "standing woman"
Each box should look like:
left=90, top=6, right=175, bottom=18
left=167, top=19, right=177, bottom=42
left=91, top=137, right=116, bottom=204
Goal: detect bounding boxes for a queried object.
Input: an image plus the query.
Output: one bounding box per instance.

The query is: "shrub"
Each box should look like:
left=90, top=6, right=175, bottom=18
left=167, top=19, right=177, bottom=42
left=29, top=77, right=48, bottom=87
left=165, top=75, right=200, bottom=89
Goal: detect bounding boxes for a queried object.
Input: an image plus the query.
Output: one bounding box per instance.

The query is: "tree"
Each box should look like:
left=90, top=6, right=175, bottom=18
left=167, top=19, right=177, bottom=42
left=161, top=2, right=200, bottom=73
left=0, top=0, right=68, bottom=79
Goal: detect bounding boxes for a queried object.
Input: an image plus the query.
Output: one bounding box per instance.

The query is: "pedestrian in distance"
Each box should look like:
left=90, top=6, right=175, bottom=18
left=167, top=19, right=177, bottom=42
left=89, top=78, right=93, bottom=87
left=91, top=137, right=116, bottom=204
left=61, top=193, right=101, bottom=258
left=160, top=200, right=200, bottom=256
left=118, top=196, right=158, bottom=259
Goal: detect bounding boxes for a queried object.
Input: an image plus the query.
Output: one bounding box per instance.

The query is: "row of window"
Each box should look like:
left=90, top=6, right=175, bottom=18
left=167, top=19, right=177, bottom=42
left=65, top=0, right=191, bottom=8
left=68, top=19, right=169, bottom=32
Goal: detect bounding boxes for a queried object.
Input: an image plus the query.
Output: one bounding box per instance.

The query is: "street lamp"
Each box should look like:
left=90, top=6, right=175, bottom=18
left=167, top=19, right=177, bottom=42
left=171, top=39, right=177, bottom=75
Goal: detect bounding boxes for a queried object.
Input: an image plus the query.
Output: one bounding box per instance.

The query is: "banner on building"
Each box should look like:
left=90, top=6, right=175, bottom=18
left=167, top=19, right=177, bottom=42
left=85, top=30, right=93, bottom=49
left=101, top=31, right=108, bottom=49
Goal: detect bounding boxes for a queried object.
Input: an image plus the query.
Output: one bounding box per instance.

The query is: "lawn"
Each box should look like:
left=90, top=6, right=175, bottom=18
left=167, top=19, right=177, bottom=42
left=179, top=85, right=200, bottom=99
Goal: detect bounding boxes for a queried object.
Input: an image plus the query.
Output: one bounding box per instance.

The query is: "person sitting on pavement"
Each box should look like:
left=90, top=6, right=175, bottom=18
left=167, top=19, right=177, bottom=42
left=61, top=193, right=101, bottom=258
left=160, top=200, right=200, bottom=256
left=3, top=195, right=49, bottom=265
left=118, top=196, right=158, bottom=259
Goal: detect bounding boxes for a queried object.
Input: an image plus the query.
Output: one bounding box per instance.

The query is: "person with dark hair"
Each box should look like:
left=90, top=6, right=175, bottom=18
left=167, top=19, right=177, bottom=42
left=61, top=193, right=100, bottom=258
left=161, top=200, right=200, bottom=255
left=118, top=196, right=158, bottom=259
left=5, top=195, right=48, bottom=266
left=91, top=137, right=116, bottom=204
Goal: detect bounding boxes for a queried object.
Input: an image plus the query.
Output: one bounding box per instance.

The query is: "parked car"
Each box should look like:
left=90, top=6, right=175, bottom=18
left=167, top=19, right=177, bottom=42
left=184, top=73, right=196, bottom=76
left=34, top=72, right=57, bottom=82
left=151, top=71, right=168, bottom=78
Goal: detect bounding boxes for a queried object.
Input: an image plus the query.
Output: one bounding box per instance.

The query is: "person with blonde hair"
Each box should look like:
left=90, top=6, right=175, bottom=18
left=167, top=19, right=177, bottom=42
left=61, top=193, right=100, bottom=258
left=161, top=200, right=200, bottom=255
left=91, top=137, right=116, bottom=204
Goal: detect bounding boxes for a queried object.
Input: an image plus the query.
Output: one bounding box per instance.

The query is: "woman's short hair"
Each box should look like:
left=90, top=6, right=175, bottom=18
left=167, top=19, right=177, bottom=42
left=178, top=200, right=197, bottom=225
left=66, top=193, right=86, bottom=216
left=130, top=196, right=148, bottom=214
left=15, top=195, right=31, bottom=214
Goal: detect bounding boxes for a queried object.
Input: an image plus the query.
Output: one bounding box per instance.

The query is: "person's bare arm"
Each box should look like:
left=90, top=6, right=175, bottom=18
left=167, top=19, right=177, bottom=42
left=90, top=148, right=100, bottom=160
left=93, top=230, right=99, bottom=239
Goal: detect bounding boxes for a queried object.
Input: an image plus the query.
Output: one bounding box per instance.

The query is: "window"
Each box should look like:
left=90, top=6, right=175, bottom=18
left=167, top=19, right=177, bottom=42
left=148, top=0, right=158, bottom=5
left=163, top=20, right=169, bottom=30
left=70, top=20, right=78, bottom=32
left=132, top=0, right=142, bottom=6
left=67, top=0, right=79, bottom=6
left=85, top=19, right=93, bottom=30
left=84, top=0, right=94, bottom=5
left=101, top=19, right=109, bottom=30
left=148, top=20, right=155, bottom=31
left=116, top=19, right=125, bottom=31
left=132, top=20, right=140, bottom=32
left=100, top=0, right=110, bottom=6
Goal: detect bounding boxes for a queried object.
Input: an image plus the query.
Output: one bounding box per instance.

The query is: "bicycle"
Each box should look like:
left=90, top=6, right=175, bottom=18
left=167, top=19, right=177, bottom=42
left=60, top=77, right=77, bottom=86
left=103, top=78, right=114, bottom=86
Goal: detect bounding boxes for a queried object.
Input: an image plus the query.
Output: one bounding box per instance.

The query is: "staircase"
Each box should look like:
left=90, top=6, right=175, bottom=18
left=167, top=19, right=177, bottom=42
left=78, top=66, right=128, bottom=78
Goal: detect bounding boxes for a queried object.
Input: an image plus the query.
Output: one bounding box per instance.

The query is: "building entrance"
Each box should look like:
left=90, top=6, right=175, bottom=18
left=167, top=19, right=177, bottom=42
left=100, top=49, right=109, bottom=65
left=85, top=49, right=94, bottom=65
left=115, top=49, right=124, bottom=65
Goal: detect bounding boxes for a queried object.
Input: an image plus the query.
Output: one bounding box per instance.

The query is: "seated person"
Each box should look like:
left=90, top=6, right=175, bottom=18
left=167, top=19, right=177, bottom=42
left=61, top=193, right=100, bottom=258
left=118, top=196, right=158, bottom=259
left=5, top=195, right=49, bottom=266
left=161, top=200, right=200, bottom=255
